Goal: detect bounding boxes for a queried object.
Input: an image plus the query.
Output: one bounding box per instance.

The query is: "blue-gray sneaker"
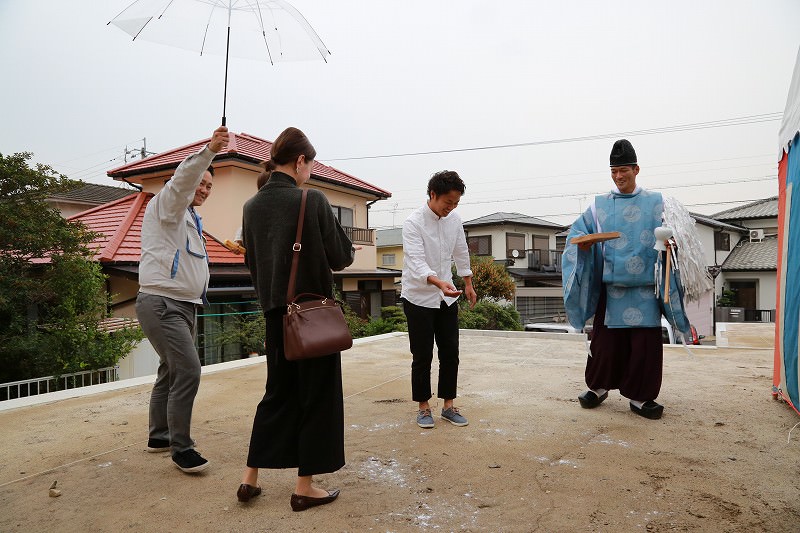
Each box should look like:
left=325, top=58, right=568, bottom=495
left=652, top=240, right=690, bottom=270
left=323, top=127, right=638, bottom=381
left=441, top=407, right=468, bottom=426
left=416, top=409, right=434, bottom=428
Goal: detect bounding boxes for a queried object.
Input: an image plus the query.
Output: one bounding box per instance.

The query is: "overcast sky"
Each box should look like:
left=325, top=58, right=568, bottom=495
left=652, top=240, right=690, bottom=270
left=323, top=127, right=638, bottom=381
left=1, top=1, right=798, bottom=229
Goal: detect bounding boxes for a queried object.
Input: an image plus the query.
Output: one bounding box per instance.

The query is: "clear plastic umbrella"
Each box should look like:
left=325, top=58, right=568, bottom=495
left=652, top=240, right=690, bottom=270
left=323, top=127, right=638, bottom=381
left=108, top=0, right=331, bottom=125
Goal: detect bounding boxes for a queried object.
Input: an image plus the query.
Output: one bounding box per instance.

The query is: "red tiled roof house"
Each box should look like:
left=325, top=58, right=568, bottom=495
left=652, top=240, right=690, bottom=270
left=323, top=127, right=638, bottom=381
left=67, top=132, right=394, bottom=365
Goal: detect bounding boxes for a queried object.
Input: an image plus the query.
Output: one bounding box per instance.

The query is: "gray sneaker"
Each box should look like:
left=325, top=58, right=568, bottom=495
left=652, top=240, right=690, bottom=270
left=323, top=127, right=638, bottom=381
left=416, top=409, right=434, bottom=428
left=441, top=407, right=468, bottom=426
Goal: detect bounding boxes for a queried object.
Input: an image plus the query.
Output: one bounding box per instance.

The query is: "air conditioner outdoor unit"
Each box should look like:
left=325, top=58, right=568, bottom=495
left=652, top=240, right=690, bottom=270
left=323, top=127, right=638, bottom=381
left=749, top=229, right=764, bottom=242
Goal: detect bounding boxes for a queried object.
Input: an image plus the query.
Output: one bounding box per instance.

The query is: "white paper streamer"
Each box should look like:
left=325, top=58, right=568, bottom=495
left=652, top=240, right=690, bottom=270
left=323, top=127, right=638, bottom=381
left=662, top=196, right=713, bottom=302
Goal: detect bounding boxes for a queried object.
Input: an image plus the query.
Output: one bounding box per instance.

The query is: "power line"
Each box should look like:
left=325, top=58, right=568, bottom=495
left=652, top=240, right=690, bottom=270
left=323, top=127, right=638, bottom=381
left=385, top=157, right=777, bottom=198
left=371, top=197, right=778, bottom=230
left=369, top=174, right=778, bottom=214
left=324, top=113, right=782, bottom=162
left=63, top=156, right=126, bottom=180
left=52, top=138, right=152, bottom=167
left=54, top=138, right=156, bottom=180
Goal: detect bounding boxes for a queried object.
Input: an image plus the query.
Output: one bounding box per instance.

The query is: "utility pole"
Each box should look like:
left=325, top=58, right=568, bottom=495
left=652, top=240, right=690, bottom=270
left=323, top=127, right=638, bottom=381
left=124, top=138, right=153, bottom=162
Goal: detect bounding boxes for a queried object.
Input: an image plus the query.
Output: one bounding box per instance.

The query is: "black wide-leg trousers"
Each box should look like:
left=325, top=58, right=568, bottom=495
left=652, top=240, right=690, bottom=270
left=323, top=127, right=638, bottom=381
left=246, top=308, right=345, bottom=476
left=586, top=288, right=664, bottom=402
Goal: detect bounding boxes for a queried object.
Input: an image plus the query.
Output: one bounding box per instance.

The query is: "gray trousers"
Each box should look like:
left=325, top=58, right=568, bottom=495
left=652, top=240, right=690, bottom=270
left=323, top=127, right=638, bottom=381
left=135, top=293, right=201, bottom=453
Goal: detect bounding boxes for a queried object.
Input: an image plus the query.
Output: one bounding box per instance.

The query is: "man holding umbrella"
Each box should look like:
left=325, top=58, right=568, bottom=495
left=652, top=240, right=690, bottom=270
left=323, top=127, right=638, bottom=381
left=136, top=126, right=229, bottom=473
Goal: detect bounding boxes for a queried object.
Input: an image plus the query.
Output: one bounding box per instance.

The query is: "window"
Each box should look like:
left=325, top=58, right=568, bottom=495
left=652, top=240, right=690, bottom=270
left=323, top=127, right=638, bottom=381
left=331, top=206, right=354, bottom=227
left=714, top=232, right=730, bottom=251
left=467, top=235, right=492, bottom=256
left=382, top=253, right=396, bottom=266
left=506, top=233, right=526, bottom=259
left=532, top=235, right=552, bottom=265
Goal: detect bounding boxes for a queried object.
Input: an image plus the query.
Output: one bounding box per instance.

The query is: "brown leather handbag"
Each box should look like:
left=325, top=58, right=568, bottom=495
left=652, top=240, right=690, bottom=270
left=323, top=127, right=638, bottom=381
left=283, top=189, right=353, bottom=360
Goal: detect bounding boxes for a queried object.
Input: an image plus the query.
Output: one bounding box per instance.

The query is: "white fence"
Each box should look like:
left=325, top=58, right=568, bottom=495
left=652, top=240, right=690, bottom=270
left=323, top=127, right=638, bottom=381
left=0, top=366, right=119, bottom=402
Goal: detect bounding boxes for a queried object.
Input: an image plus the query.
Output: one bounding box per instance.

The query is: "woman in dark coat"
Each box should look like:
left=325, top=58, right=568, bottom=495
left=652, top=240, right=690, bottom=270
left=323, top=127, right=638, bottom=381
left=236, top=127, right=355, bottom=512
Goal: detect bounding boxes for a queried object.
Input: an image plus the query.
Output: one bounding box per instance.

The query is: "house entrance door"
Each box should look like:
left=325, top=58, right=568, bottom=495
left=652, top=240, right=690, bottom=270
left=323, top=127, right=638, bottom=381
left=730, top=281, right=757, bottom=309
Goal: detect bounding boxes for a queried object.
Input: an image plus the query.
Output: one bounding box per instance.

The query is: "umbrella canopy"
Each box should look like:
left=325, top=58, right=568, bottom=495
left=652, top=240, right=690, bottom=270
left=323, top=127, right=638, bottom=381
left=108, top=0, right=331, bottom=124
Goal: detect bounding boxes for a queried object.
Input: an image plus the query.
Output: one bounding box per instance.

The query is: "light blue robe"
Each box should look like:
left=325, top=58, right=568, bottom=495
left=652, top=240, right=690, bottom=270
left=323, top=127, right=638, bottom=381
left=562, top=188, right=690, bottom=336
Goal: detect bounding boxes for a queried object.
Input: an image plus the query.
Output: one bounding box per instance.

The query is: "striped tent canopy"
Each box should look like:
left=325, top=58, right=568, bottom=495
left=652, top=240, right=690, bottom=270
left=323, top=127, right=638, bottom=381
left=773, top=45, right=800, bottom=415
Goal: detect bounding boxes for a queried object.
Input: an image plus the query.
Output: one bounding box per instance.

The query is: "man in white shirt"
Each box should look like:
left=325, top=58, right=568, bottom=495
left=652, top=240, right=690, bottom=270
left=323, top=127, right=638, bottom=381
left=401, top=170, right=477, bottom=429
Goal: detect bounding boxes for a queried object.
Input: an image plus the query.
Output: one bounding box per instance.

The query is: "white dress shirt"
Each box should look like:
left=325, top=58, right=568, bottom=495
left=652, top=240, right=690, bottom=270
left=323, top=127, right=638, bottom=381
left=401, top=203, right=473, bottom=308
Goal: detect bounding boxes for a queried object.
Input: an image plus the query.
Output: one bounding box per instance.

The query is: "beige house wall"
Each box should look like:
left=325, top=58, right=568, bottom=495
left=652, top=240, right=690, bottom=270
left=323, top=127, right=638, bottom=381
left=195, top=163, right=259, bottom=243
left=515, top=287, right=561, bottom=298
left=48, top=200, right=98, bottom=219
left=342, top=278, right=359, bottom=292
left=347, top=248, right=376, bottom=270
left=341, top=278, right=395, bottom=292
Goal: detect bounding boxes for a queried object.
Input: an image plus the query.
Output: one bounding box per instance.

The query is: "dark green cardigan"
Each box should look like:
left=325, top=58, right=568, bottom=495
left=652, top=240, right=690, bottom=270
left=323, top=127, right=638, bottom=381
left=242, top=172, right=354, bottom=312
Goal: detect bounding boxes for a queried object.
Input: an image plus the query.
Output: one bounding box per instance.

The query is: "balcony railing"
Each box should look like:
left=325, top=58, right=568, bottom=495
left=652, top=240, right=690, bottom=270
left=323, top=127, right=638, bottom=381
left=527, top=249, right=562, bottom=272
left=745, top=309, right=775, bottom=322
left=343, top=226, right=374, bottom=246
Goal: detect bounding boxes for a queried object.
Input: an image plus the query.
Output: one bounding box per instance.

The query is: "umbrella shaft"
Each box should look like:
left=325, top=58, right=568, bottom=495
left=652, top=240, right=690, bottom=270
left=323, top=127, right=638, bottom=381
left=222, top=25, right=231, bottom=126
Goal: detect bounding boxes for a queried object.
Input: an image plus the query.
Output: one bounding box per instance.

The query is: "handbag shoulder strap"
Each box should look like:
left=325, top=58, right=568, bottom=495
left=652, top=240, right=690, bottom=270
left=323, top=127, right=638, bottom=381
left=287, top=189, right=308, bottom=305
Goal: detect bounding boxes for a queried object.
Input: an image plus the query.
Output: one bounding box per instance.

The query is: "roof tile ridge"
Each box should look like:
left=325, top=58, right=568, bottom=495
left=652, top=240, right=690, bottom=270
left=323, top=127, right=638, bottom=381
left=237, top=132, right=271, bottom=143
left=66, top=193, right=140, bottom=220
left=54, top=181, right=130, bottom=197
left=99, top=193, right=149, bottom=262
left=314, top=159, right=392, bottom=196
left=227, top=132, right=239, bottom=154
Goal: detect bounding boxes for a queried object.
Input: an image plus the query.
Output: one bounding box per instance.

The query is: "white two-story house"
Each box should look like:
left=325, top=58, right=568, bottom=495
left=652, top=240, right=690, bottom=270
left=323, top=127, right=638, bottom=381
left=462, top=212, right=567, bottom=324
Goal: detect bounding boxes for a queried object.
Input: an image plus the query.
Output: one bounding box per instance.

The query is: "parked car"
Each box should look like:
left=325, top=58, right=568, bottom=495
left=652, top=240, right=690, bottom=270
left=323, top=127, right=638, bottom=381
left=526, top=319, right=702, bottom=345
left=688, top=324, right=704, bottom=345
left=524, top=323, right=579, bottom=334
left=585, top=317, right=678, bottom=344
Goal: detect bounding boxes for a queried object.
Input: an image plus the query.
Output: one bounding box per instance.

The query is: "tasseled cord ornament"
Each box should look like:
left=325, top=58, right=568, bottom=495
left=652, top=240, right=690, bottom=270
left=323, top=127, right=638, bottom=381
left=653, top=225, right=693, bottom=355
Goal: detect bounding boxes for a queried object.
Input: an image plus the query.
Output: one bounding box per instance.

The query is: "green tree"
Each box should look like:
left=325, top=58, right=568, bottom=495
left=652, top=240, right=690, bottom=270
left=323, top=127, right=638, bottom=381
left=214, top=312, right=267, bottom=355
left=0, top=152, right=142, bottom=384
left=453, top=255, right=516, bottom=301
left=716, top=288, right=737, bottom=307
left=332, top=285, right=369, bottom=338
left=362, top=306, right=408, bottom=337
left=458, top=300, right=523, bottom=331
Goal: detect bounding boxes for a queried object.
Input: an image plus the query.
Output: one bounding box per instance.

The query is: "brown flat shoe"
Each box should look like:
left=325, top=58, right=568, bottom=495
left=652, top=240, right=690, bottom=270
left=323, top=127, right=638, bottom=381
left=237, top=483, right=262, bottom=503
left=290, top=489, right=340, bottom=512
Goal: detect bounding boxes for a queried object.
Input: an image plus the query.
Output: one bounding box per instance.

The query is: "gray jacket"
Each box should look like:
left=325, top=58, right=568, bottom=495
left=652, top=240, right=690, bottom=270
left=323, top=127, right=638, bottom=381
left=138, top=146, right=215, bottom=304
